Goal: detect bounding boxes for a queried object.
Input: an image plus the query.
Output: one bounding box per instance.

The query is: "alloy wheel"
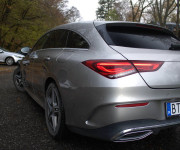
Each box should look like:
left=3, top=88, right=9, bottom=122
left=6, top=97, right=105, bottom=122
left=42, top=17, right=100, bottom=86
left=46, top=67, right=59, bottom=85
left=15, top=73, right=23, bottom=89
left=13, top=67, right=25, bottom=92
left=45, top=83, right=64, bottom=138
left=6, top=57, right=14, bottom=66
left=46, top=87, right=61, bottom=132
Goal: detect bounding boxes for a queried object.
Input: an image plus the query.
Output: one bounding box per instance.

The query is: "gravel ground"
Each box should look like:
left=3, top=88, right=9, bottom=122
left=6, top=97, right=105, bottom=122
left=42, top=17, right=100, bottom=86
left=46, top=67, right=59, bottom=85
left=1, top=65, right=180, bottom=150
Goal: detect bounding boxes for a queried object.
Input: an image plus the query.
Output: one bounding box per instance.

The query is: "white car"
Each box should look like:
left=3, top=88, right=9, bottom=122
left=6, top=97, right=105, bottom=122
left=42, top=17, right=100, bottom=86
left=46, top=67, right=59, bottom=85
left=0, top=47, right=24, bottom=65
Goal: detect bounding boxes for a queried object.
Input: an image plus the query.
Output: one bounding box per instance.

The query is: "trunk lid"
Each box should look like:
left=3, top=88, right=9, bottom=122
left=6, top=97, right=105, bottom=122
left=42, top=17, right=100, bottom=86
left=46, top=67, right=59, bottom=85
left=95, top=22, right=180, bottom=89
left=111, top=46, right=180, bottom=88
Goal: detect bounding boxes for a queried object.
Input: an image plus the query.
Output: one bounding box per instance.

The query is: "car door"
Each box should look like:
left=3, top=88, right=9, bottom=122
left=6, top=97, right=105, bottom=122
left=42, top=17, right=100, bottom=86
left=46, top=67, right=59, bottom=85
left=55, top=30, right=90, bottom=120
left=55, top=30, right=90, bottom=87
left=22, top=33, right=49, bottom=95
left=31, top=29, right=69, bottom=103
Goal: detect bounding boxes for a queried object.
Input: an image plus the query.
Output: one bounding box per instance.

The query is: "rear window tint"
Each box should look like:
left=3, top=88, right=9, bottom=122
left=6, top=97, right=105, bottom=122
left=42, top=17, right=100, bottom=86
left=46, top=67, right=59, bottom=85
left=96, top=24, right=180, bottom=50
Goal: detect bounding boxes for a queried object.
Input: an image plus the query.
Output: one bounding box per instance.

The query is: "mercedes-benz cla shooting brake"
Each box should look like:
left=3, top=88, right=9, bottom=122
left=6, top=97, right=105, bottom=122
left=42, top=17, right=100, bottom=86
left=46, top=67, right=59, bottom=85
left=13, top=21, right=180, bottom=142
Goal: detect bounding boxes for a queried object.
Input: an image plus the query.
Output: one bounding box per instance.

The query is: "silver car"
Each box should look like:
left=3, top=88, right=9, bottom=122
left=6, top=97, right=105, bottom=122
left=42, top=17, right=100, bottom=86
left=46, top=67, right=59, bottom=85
left=0, top=47, right=24, bottom=65
left=13, top=21, right=180, bottom=142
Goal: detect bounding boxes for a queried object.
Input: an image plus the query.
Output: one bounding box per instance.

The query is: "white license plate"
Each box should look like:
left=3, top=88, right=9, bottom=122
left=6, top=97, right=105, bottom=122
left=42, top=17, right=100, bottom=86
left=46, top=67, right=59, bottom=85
left=167, top=102, right=180, bottom=117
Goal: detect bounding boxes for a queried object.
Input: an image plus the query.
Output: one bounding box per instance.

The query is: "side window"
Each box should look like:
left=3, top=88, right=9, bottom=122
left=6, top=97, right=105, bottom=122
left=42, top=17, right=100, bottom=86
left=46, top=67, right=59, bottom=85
left=43, top=31, right=56, bottom=49
left=54, top=30, right=69, bottom=48
left=32, top=34, right=49, bottom=51
left=66, top=31, right=89, bottom=49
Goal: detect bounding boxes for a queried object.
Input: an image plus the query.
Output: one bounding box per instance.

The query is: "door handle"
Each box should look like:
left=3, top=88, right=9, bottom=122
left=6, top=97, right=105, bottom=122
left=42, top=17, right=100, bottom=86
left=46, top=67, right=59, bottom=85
left=44, top=56, right=51, bottom=61
left=22, top=60, right=30, bottom=66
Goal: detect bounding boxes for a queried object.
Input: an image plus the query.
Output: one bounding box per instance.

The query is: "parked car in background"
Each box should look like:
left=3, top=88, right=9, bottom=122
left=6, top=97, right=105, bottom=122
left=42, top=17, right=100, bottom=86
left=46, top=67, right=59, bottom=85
left=0, top=47, right=24, bottom=65
left=13, top=21, right=180, bottom=142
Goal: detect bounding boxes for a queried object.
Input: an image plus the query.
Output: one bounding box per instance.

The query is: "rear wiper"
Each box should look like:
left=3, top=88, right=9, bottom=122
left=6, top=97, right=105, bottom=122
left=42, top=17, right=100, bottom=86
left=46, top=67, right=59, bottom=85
left=169, top=44, right=180, bottom=50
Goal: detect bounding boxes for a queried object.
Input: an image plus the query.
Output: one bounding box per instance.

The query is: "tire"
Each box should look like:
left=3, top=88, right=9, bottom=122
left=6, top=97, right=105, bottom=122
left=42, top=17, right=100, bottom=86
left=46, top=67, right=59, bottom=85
left=6, top=57, right=14, bottom=66
left=13, top=67, right=25, bottom=92
left=45, top=82, right=67, bottom=140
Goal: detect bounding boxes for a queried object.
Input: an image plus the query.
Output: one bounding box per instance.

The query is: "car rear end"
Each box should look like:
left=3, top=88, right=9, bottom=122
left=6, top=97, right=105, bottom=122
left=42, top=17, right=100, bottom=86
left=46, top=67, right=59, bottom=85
left=54, top=22, right=180, bottom=142
left=69, top=22, right=180, bottom=142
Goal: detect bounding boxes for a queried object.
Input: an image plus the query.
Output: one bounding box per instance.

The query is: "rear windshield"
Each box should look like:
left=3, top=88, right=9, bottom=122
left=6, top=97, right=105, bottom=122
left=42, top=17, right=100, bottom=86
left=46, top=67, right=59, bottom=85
left=96, top=24, right=180, bottom=50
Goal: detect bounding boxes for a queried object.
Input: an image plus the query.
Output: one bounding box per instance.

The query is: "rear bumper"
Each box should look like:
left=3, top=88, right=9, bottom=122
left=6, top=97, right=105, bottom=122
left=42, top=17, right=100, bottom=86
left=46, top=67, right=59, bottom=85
left=69, top=118, right=180, bottom=142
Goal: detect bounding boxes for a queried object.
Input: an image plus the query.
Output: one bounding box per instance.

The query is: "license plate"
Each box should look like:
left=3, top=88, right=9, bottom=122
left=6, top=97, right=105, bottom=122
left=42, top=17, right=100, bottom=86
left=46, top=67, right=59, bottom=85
left=167, top=102, right=180, bottom=117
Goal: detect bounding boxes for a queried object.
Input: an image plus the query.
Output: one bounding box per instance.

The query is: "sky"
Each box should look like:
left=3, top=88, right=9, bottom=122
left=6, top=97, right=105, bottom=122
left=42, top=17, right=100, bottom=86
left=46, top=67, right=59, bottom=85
left=68, top=0, right=99, bottom=21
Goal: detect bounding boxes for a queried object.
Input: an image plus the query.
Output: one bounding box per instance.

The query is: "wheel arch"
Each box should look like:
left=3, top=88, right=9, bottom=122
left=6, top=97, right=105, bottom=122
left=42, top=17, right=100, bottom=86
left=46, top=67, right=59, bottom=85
left=45, top=77, right=56, bottom=93
left=5, top=56, right=15, bottom=65
left=5, top=56, right=14, bottom=61
left=44, top=77, right=67, bottom=125
left=44, top=77, right=64, bottom=104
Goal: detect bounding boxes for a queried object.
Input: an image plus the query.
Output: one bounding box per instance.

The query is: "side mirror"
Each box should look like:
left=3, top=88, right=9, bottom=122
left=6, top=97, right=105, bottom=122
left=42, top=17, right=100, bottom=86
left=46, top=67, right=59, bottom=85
left=0, top=50, right=3, bottom=53
left=20, top=47, right=31, bottom=55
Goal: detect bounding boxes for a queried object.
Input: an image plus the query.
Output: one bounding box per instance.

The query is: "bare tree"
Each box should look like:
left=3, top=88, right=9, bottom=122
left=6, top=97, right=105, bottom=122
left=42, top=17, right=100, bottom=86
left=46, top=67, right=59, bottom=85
left=65, top=6, right=81, bottom=22
left=149, top=0, right=176, bottom=26
left=114, top=0, right=131, bottom=21
left=129, top=0, right=152, bottom=22
left=176, top=0, right=179, bottom=36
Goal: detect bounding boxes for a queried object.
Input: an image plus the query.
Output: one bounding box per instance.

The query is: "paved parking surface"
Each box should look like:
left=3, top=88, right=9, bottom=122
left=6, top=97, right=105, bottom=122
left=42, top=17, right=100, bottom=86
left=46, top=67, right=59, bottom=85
left=0, top=65, right=180, bottom=150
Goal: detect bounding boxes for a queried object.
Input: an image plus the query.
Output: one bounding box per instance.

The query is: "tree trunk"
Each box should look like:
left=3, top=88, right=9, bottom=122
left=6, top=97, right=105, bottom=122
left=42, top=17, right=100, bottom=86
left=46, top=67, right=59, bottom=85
left=177, top=0, right=180, bottom=37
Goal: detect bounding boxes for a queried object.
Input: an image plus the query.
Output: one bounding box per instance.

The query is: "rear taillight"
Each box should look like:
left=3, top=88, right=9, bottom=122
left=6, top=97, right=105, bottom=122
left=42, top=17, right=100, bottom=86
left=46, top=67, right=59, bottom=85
left=132, top=61, right=163, bottom=72
left=82, top=60, right=163, bottom=79
left=82, top=60, right=136, bottom=79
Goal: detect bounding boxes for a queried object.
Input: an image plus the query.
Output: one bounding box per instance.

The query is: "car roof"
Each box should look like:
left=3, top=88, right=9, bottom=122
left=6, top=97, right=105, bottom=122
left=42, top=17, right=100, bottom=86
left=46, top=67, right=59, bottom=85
left=93, top=21, right=166, bottom=29
left=50, top=21, right=94, bottom=31
left=94, top=21, right=174, bottom=37
left=50, top=21, right=168, bottom=31
left=47, top=21, right=174, bottom=40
